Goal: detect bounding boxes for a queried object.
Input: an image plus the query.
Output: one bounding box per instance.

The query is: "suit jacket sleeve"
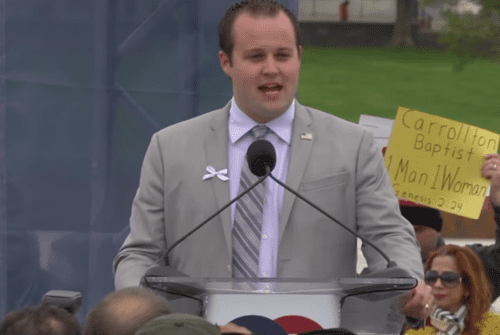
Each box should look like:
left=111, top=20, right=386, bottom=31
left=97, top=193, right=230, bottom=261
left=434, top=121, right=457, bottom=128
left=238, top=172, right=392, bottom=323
left=113, top=132, right=167, bottom=289
left=355, top=127, right=424, bottom=280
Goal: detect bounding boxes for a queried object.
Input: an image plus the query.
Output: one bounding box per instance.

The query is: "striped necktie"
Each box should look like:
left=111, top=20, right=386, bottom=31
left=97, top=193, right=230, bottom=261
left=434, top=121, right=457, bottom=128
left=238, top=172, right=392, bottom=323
left=232, top=125, right=269, bottom=278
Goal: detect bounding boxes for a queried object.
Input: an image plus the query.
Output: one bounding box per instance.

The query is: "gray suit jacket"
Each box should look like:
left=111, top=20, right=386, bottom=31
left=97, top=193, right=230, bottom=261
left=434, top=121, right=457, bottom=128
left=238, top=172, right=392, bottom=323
left=113, top=102, right=423, bottom=289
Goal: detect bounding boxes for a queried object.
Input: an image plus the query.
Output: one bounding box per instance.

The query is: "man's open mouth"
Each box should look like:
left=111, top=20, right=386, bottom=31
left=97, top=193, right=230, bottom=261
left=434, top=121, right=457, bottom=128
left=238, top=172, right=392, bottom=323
left=259, top=84, right=283, bottom=92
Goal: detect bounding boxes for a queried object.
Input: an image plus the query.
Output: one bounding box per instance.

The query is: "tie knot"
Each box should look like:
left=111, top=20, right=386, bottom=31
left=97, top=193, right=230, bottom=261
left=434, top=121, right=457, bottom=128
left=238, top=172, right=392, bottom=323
left=251, top=125, right=268, bottom=140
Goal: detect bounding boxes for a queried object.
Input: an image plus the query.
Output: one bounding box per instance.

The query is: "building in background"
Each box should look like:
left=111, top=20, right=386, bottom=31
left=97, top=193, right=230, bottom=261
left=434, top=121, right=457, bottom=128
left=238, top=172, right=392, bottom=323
left=299, top=0, right=483, bottom=31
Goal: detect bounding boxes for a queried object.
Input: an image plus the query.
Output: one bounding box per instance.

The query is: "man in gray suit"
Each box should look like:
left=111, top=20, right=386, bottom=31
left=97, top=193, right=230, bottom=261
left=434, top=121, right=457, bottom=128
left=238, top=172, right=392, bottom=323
left=114, top=0, right=431, bottom=322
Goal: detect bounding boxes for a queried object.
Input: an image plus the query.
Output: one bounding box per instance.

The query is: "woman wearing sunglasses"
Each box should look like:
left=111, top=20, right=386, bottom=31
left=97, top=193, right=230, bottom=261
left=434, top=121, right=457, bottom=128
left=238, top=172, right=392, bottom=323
left=405, top=244, right=500, bottom=335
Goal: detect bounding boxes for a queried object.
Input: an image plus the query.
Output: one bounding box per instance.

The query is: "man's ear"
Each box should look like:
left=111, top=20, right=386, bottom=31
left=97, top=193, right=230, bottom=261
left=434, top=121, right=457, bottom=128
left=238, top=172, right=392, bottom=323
left=298, top=45, right=303, bottom=62
left=219, top=50, right=231, bottom=78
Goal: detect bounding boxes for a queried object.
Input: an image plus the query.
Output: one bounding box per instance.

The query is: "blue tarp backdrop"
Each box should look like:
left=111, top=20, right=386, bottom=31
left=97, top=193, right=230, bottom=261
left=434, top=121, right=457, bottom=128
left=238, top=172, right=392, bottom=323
left=0, top=0, right=299, bottom=322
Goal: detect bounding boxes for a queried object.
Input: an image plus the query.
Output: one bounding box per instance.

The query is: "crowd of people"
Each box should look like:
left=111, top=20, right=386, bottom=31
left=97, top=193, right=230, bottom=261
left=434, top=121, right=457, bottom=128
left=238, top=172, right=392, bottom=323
left=0, top=286, right=360, bottom=335
left=2, top=0, right=500, bottom=334
left=2, top=248, right=500, bottom=334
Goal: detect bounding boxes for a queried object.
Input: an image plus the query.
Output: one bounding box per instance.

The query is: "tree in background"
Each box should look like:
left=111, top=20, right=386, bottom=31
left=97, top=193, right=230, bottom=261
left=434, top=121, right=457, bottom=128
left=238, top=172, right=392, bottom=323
left=422, top=0, right=500, bottom=71
left=389, top=0, right=417, bottom=47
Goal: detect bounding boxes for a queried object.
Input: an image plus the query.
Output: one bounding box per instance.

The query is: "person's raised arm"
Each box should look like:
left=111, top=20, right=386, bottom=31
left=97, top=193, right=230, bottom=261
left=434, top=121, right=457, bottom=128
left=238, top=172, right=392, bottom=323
left=482, top=153, right=500, bottom=208
left=467, top=153, right=500, bottom=302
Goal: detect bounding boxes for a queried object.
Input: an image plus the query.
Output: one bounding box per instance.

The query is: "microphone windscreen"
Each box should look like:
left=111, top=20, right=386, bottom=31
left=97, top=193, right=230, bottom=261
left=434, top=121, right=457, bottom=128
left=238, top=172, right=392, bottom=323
left=246, top=139, right=276, bottom=177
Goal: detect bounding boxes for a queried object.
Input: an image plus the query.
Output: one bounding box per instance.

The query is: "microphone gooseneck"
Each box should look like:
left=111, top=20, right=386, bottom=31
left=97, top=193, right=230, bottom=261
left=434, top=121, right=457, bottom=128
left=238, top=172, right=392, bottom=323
left=163, top=140, right=274, bottom=258
left=163, top=139, right=406, bottom=278
left=268, top=173, right=397, bottom=269
left=253, top=140, right=398, bottom=271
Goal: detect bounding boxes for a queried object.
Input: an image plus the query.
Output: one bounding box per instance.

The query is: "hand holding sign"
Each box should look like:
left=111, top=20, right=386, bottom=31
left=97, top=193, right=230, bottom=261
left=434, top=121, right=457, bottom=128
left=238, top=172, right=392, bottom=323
left=482, top=153, right=500, bottom=207
left=385, top=107, right=500, bottom=219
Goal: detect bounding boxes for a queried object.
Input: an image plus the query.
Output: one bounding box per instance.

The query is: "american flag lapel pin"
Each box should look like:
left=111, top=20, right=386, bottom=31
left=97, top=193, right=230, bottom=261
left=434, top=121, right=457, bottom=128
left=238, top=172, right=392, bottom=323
left=300, top=133, right=313, bottom=140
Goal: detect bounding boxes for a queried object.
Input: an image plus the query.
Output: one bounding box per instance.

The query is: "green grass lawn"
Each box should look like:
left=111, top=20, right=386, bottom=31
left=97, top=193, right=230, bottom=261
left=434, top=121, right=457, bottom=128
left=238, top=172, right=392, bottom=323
left=297, top=46, right=500, bottom=136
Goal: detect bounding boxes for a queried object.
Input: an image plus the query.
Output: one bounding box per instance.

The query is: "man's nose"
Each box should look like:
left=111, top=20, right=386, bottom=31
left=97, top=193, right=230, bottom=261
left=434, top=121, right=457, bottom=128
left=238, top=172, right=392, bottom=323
left=263, top=57, right=278, bottom=74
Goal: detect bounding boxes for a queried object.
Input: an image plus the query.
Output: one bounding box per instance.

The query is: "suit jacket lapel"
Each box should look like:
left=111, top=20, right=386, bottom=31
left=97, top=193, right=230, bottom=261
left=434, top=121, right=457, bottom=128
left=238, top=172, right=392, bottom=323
left=204, top=103, right=233, bottom=256
left=204, top=102, right=314, bottom=253
left=279, top=103, right=314, bottom=242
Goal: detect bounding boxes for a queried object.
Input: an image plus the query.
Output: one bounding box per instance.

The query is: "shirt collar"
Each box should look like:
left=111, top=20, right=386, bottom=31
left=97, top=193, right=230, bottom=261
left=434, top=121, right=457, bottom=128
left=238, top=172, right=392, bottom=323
left=228, top=98, right=295, bottom=145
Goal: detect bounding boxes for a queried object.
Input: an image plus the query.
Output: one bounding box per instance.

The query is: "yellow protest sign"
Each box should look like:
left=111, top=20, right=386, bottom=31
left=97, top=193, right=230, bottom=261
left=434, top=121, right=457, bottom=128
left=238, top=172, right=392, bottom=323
left=385, top=107, right=500, bottom=219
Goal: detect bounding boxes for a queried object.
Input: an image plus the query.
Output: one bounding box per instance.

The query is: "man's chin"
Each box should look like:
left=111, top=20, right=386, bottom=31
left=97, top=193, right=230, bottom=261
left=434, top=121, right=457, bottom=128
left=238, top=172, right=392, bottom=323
left=262, top=100, right=292, bottom=115
left=258, top=108, right=287, bottom=123
left=243, top=100, right=292, bottom=123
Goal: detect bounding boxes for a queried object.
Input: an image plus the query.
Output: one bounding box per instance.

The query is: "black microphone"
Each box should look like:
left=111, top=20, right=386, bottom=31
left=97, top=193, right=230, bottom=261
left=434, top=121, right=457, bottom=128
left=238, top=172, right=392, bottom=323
left=253, top=140, right=413, bottom=279
left=247, top=139, right=276, bottom=177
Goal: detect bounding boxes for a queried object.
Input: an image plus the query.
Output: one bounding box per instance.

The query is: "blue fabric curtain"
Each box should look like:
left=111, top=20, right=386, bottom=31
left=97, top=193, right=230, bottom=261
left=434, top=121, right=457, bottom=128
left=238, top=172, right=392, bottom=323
left=0, top=0, right=298, bottom=323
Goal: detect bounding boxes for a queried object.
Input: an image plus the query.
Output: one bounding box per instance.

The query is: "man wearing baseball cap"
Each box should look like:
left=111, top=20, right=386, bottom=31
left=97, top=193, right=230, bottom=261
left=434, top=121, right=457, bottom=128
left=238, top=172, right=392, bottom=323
left=399, top=200, right=444, bottom=263
left=134, top=314, right=254, bottom=335
left=134, top=314, right=222, bottom=335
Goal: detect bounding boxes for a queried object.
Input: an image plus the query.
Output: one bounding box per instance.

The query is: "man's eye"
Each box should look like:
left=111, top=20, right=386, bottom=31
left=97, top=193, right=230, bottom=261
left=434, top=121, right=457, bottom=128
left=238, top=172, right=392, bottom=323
left=276, top=53, right=290, bottom=59
left=250, top=54, right=263, bottom=59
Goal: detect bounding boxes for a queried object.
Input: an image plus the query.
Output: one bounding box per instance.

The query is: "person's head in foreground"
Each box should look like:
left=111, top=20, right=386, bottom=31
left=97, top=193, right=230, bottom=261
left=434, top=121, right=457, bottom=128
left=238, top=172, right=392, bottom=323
left=0, top=304, right=82, bottom=335
left=423, top=244, right=492, bottom=335
left=83, top=287, right=173, bottom=335
left=218, top=0, right=302, bottom=124
left=134, top=313, right=221, bottom=335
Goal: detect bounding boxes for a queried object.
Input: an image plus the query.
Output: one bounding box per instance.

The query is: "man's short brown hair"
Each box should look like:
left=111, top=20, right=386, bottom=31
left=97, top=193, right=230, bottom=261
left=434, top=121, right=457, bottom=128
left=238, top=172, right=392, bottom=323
left=0, top=304, right=82, bottom=335
left=218, top=0, right=302, bottom=63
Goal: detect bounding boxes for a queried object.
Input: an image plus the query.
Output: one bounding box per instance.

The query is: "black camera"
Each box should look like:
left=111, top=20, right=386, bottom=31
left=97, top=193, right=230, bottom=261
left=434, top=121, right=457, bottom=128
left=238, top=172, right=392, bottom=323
left=41, top=290, right=82, bottom=314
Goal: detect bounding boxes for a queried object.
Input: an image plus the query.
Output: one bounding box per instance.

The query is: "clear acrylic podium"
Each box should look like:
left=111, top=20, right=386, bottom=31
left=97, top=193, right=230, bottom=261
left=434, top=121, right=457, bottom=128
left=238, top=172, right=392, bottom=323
left=142, top=276, right=418, bottom=335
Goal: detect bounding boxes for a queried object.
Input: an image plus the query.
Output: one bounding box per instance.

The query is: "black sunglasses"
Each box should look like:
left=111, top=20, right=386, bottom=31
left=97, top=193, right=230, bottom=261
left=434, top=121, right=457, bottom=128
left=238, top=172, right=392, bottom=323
left=425, top=270, right=462, bottom=288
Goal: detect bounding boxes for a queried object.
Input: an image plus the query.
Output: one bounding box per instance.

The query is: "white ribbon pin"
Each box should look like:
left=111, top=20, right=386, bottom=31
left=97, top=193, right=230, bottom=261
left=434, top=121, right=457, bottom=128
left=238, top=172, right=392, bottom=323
left=203, top=166, right=229, bottom=181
